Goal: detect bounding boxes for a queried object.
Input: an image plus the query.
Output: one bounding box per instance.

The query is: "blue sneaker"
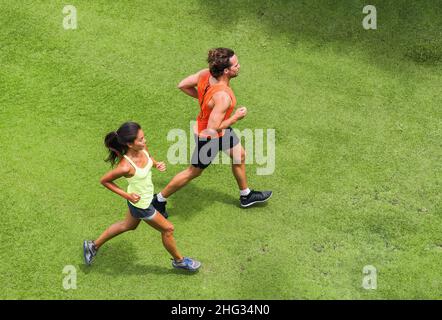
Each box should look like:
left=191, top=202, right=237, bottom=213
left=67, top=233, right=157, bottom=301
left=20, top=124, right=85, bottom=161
left=172, top=257, right=201, bottom=272
left=83, top=240, right=98, bottom=266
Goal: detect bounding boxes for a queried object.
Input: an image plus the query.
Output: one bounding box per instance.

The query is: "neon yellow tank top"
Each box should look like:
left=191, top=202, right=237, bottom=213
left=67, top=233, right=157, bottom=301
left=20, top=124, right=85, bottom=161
left=123, top=150, right=154, bottom=209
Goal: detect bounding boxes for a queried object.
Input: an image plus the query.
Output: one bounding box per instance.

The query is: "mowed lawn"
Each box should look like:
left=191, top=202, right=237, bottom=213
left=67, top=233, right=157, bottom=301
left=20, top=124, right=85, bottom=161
left=0, top=0, right=441, bottom=299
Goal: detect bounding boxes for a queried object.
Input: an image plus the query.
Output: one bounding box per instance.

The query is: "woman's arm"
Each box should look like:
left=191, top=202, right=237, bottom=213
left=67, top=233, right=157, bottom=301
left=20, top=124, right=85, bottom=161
left=145, top=147, right=166, bottom=172
left=100, top=164, right=140, bottom=202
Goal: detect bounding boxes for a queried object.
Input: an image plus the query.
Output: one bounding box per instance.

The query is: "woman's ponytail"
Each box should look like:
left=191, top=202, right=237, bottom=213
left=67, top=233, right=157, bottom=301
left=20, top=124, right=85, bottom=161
left=104, top=131, right=123, bottom=166
left=104, top=122, right=141, bottom=166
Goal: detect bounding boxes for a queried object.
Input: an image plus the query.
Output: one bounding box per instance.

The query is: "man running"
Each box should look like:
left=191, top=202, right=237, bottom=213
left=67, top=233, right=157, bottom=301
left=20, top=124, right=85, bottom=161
left=153, top=48, right=272, bottom=217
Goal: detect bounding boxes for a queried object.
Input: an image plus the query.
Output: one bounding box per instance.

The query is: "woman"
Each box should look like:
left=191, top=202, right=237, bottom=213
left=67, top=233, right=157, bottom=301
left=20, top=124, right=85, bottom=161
left=83, top=121, right=201, bottom=272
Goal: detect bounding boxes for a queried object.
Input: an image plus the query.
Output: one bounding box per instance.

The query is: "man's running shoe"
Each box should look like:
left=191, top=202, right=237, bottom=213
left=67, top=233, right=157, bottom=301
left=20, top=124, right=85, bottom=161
left=152, top=194, right=168, bottom=219
left=83, top=240, right=98, bottom=266
left=172, top=257, right=201, bottom=272
left=240, top=190, right=273, bottom=208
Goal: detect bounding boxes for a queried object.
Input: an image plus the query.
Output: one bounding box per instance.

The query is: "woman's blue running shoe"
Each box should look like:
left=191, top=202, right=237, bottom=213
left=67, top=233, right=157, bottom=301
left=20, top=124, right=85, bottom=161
left=83, top=240, right=97, bottom=266
left=172, top=257, right=201, bottom=272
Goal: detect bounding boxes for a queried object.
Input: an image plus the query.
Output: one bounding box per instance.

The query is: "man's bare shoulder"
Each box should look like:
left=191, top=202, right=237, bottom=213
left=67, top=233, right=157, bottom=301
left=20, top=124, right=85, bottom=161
left=198, top=68, right=209, bottom=75
left=212, top=90, right=231, bottom=107
left=195, top=68, right=210, bottom=80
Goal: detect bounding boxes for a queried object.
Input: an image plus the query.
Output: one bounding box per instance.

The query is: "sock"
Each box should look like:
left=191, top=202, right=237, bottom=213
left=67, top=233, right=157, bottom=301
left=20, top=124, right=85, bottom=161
left=157, top=192, right=167, bottom=202
left=240, top=188, right=251, bottom=197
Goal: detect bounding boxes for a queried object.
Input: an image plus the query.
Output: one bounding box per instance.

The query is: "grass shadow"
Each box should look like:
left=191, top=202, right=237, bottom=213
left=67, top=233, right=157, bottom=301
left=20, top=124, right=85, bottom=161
left=154, top=170, right=274, bottom=219
left=154, top=175, right=238, bottom=216
left=196, top=0, right=442, bottom=69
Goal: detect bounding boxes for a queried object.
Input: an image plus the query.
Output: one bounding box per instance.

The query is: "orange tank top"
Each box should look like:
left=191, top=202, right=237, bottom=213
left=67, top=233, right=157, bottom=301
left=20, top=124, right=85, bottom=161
left=196, top=70, right=236, bottom=138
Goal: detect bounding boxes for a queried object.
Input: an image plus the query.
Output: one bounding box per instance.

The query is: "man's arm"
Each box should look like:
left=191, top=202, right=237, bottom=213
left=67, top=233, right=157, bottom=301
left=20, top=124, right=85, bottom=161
left=204, top=92, right=247, bottom=137
left=177, top=68, right=208, bottom=99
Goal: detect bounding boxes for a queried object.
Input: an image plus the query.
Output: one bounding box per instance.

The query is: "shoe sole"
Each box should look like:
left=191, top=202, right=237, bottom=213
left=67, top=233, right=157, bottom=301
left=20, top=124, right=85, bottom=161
left=240, top=192, right=273, bottom=208
left=173, top=266, right=200, bottom=272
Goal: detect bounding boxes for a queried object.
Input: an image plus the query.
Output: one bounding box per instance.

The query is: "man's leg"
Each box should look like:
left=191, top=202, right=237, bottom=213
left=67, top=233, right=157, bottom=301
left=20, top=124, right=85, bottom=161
left=160, top=165, right=204, bottom=198
left=153, top=135, right=216, bottom=216
left=152, top=165, right=205, bottom=216
left=159, top=134, right=217, bottom=198
left=226, top=142, right=248, bottom=190
left=225, top=139, right=273, bottom=208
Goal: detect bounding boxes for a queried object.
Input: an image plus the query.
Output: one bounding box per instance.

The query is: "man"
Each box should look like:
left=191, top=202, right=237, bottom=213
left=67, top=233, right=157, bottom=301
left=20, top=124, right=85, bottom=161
left=153, top=48, right=272, bottom=217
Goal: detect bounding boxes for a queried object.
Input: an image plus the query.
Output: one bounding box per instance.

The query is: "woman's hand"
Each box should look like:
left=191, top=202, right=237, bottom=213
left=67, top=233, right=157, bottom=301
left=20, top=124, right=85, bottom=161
left=156, top=161, right=167, bottom=172
left=126, top=193, right=141, bottom=203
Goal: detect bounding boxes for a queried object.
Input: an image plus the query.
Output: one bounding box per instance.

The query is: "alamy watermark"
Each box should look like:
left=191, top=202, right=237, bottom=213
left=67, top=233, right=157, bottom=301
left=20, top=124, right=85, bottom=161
left=362, top=5, right=377, bottom=30
left=166, top=121, right=275, bottom=175
left=63, top=5, right=77, bottom=30
left=62, top=265, right=77, bottom=290
left=362, top=265, right=377, bottom=290
left=61, top=5, right=376, bottom=31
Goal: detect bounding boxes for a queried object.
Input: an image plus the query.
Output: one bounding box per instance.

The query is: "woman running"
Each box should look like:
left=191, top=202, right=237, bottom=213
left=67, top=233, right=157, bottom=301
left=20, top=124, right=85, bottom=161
left=83, top=121, right=201, bottom=272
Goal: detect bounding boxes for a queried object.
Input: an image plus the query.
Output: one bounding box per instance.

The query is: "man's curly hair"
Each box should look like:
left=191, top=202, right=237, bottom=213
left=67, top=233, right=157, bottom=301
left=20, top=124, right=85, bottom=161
left=207, top=48, right=235, bottom=78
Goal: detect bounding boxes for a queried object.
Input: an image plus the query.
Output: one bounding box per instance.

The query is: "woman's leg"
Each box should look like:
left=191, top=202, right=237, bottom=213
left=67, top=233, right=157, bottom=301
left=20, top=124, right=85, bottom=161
left=94, top=211, right=141, bottom=249
left=144, top=212, right=183, bottom=261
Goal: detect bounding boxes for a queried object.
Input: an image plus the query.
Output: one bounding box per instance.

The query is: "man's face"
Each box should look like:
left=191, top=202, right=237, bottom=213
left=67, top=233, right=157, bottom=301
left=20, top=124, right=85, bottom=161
left=225, top=54, right=240, bottom=78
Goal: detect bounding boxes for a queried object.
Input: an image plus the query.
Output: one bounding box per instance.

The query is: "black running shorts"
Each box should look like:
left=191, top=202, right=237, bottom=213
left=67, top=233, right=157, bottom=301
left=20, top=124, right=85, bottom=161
left=191, top=127, right=240, bottom=169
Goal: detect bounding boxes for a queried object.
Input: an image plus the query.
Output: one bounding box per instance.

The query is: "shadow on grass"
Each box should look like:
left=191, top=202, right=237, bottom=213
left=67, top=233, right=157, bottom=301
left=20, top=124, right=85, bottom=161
left=79, top=174, right=272, bottom=276
left=79, top=241, right=198, bottom=276
left=154, top=175, right=272, bottom=219
left=196, top=0, right=442, bottom=67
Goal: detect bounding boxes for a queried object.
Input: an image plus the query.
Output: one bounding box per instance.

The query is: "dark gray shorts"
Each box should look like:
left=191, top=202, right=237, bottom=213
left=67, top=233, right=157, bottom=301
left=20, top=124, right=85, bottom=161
left=191, top=127, right=240, bottom=169
left=127, top=201, right=157, bottom=220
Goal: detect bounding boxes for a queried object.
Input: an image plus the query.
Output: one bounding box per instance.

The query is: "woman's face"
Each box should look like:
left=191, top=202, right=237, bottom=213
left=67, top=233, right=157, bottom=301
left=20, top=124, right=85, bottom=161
left=128, top=129, right=146, bottom=150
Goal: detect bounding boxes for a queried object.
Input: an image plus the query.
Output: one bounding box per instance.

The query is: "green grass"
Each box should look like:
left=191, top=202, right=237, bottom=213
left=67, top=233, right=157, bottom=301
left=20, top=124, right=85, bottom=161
left=0, top=0, right=441, bottom=299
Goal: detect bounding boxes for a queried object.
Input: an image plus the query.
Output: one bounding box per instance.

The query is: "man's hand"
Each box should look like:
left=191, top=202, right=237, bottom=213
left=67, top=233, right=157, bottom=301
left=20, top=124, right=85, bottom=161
left=234, top=106, right=248, bottom=121
left=155, top=161, right=167, bottom=172
left=178, top=69, right=209, bottom=99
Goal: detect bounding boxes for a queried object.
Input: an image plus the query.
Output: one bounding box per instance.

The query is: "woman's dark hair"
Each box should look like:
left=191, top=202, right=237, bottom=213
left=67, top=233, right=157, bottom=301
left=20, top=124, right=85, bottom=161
left=207, top=47, right=235, bottom=78
left=104, top=121, right=141, bottom=166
